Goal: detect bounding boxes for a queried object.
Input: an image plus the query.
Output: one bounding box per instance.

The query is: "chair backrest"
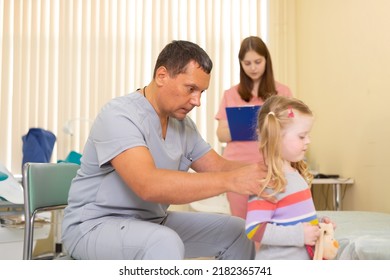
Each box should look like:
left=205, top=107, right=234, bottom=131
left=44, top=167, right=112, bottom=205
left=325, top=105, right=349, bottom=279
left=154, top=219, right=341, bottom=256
left=22, top=162, right=79, bottom=259
left=23, top=162, right=79, bottom=214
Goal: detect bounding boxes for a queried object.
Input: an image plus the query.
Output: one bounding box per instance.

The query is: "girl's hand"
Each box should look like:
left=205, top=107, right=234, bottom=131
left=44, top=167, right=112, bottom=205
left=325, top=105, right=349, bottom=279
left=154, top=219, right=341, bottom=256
left=320, top=216, right=337, bottom=229
left=303, top=223, right=321, bottom=246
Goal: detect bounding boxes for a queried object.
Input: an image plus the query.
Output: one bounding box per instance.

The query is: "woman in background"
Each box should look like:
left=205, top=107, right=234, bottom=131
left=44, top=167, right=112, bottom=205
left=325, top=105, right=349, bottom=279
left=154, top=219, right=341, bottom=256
left=215, top=36, right=292, bottom=219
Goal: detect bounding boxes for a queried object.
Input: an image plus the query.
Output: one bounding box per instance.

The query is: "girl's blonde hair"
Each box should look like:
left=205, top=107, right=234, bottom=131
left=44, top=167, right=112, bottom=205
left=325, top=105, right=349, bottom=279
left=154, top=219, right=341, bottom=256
left=257, top=95, right=313, bottom=197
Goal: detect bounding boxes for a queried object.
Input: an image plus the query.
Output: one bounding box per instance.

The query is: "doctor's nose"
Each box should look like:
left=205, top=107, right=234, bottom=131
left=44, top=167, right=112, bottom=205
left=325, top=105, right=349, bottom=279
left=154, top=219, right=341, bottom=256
left=190, top=92, right=201, bottom=107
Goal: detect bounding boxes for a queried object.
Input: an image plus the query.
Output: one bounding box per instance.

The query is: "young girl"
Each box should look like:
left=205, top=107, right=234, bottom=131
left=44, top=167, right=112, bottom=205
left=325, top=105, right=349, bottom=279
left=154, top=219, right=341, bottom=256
left=215, top=36, right=292, bottom=219
left=245, top=95, right=332, bottom=259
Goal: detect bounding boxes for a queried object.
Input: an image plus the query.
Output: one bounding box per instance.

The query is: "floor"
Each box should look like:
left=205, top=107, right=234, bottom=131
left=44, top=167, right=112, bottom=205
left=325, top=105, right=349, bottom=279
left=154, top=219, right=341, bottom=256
left=0, top=195, right=230, bottom=259
left=0, top=222, right=51, bottom=259
left=0, top=211, right=52, bottom=260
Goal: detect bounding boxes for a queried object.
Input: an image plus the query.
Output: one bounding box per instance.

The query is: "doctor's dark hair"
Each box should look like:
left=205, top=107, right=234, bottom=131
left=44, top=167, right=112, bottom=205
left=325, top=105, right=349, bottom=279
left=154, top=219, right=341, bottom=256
left=257, top=95, right=314, bottom=197
left=153, top=40, right=213, bottom=78
left=238, top=36, right=277, bottom=102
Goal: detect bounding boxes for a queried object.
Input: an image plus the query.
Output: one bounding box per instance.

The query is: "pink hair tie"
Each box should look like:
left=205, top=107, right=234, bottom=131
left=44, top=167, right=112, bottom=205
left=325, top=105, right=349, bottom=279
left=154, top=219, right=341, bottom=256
left=288, top=106, right=295, bottom=118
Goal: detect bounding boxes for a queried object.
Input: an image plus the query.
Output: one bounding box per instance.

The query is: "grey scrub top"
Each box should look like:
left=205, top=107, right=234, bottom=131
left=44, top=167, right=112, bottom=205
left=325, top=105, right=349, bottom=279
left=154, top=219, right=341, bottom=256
left=62, top=92, right=211, bottom=252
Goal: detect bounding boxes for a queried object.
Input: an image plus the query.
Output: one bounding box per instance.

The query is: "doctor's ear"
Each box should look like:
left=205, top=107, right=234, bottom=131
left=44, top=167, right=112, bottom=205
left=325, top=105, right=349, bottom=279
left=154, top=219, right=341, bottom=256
left=155, top=66, right=169, bottom=85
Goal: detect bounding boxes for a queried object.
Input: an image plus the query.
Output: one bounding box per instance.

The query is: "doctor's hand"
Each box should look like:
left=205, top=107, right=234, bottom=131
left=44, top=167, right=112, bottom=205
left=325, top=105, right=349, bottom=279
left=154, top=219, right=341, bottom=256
left=228, top=163, right=276, bottom=203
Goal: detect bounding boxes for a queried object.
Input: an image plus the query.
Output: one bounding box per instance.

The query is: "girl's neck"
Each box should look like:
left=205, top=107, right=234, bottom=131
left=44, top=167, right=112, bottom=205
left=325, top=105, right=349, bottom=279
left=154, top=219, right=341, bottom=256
left=283, top=160, right=295, bottom=172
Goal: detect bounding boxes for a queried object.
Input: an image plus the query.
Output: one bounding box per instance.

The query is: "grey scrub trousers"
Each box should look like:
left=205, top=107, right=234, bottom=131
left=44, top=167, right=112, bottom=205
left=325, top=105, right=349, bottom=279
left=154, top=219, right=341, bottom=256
left=71, top=211, right=254, bottom=260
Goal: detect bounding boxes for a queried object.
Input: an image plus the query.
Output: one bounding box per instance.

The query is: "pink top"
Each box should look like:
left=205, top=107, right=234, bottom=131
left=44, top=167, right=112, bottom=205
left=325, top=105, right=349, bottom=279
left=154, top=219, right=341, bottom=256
left=215, top=81, right=292, bottom=163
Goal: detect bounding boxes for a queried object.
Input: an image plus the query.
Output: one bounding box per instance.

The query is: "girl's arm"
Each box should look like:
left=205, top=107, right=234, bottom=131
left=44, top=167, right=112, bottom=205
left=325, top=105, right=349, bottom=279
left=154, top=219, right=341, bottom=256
left=261, top=223, right=305, bottom=246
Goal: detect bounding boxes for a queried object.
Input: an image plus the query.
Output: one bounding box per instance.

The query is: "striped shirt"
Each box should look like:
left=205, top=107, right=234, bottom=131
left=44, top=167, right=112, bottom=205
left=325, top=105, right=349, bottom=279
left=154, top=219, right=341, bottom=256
left=245, top=170, right=318, bottom=259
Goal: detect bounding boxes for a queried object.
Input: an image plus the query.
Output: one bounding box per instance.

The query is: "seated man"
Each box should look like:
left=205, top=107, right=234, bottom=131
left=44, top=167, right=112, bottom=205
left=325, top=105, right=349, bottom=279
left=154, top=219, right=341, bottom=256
left=62, top=40, right=267, bottom=260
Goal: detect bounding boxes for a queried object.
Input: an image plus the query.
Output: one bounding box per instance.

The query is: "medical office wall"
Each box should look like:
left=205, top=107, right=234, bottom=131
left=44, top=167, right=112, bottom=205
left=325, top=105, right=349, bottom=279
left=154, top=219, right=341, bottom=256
left=292, top=0, right=390, bottom=213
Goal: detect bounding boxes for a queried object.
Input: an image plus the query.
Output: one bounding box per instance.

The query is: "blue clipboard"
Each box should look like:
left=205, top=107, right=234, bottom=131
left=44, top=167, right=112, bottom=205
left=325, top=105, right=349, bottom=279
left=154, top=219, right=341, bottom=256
left=226, top=105, right=261, bottom=141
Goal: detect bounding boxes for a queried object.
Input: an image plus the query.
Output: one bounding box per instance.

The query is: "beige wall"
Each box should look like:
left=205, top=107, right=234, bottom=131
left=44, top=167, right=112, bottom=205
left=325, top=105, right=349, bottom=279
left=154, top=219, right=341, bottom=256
left=294, top=0, right=390, bottom=213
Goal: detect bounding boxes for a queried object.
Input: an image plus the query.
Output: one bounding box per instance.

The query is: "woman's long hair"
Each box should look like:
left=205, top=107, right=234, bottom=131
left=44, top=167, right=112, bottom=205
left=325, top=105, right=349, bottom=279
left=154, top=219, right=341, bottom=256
left=238, top=36, right=277, bottom=102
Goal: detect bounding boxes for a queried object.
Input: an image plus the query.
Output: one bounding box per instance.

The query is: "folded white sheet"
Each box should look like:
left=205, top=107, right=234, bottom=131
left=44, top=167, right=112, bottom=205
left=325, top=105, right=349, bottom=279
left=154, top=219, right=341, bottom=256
left=0, top=164, right=23, bottom=204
